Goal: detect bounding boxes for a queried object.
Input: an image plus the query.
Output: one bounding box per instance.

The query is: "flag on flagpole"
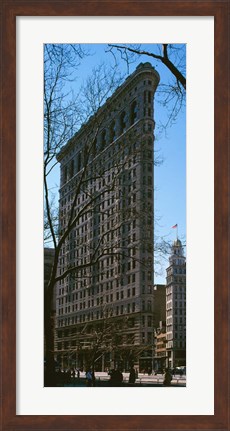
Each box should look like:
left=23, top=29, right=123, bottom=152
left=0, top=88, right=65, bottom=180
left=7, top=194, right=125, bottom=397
left=172, top=224, right=178, bottom=229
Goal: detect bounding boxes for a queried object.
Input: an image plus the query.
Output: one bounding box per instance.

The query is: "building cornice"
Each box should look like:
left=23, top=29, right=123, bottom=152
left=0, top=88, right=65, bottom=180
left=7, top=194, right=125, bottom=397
left=57, top=63, right=160, bottom=162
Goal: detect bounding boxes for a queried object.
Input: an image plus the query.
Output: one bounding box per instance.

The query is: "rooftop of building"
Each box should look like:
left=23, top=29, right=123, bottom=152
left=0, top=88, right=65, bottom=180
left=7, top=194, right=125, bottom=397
left=57, top=62, right=160, bottom=161
left=173, top=239, right=182, bottom=247
left=44, top=248, right=55, bottom=260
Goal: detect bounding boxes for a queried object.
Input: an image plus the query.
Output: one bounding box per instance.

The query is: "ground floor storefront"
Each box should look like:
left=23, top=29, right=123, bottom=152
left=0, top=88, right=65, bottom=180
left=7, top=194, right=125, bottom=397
left=55, top=346, right=155, bottom=373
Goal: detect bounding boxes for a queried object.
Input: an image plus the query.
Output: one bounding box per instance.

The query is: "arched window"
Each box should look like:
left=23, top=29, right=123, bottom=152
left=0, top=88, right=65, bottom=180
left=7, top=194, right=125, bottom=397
left=63, top=165, right=68, bottom=183
left=120, top=111, right=126, bottom=133
left=69, top=159, right=74, bottom=178
left=101, top=130, right=106, bottom=150
left=130, top=100, right=137, bottom=125
left=148, top=91, right=152, bottom=103
left=92, top=138, right=97, bottom=158
left=109, top=120, right=116, bottom=143
left=77, top=151, right=81, bottom=172
left=83, top=144, right=88, bottom=164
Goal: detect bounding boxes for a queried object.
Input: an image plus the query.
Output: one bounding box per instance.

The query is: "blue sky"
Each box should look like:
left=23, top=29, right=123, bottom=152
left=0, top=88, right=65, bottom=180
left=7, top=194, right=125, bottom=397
left=47, top=43, right=186, bottom=284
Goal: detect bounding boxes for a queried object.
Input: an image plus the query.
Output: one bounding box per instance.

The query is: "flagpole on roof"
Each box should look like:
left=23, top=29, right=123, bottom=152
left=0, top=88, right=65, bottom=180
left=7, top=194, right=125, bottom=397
left=171, top=224, right=178, bottom=240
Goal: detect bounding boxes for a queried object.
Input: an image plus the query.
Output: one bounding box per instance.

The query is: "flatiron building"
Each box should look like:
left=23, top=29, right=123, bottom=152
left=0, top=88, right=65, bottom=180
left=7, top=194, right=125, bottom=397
left=55, top=62, right=160, bottom=372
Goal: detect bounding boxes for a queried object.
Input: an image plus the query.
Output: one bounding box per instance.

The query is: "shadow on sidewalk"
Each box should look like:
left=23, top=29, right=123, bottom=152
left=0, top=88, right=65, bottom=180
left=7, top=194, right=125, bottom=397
left=56, top=378, right=186, bottom=388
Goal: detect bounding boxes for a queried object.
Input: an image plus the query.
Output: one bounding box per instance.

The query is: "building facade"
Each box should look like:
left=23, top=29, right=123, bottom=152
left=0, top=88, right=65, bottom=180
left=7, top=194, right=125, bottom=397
left=44, top=248, right=55, bottom=360
left=166, top=239, right=186, bottom=369
left=153, top=284, right=166, bottom=326
left=55, top=63, right=160, bottom=371
left=154, top=321, right=167, bottom=371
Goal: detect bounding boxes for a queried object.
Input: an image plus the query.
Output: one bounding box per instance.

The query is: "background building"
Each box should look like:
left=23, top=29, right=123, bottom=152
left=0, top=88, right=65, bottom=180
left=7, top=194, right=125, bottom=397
left=44, top=248, right=55, bottom=360
left=153, top=284, right=166, bottom=326
left=154, top=321, right=167, bottom=372
left=55, top=63, right=160, bottom=371
left=166, top=239, right=186, bottom=369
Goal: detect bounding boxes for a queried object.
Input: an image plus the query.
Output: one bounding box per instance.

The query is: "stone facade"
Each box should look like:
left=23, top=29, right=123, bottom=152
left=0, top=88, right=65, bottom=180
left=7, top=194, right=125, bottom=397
left=55, top=63, right=160, bottom=371
left=166, top=239, right=186, bottom=368
left=154, top=321, right=167, bottom=371
left=44, top=247, right=55, bottom=359
left=153, top=284, right=166, bottom=327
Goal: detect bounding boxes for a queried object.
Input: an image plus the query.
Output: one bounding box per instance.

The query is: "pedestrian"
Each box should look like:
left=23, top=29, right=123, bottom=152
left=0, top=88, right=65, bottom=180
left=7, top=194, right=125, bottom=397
left=92, top=370, right=96, bottom=387
left=163, top=369, right=172, bottom=386
left=109, top=368, right=123, bottom=386
left=86, top=369, right=93, bottom=387
left=77, top=369, right=80, bottom=379
left=114, top=369, right=123, bottom=386
left=108, top=369, right=115, bottom=385
left=128, top=365, right=136, bottom=384
left=66, top=369, right=71, bottom=382
left=56, top=368, right=62, bottom=384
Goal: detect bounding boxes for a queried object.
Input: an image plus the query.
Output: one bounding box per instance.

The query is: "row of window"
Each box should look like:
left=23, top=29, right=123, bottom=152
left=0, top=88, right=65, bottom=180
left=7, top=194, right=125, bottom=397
left=57, top=302, right=137, bottom=326
left=61, top=126, right=154, bottom=191
left=166, top=301, right=186, bottom=310
left=167, top=293, right=186, bottom=301
left=59, top=251, right=136, bottom=268
left=167, top=332, right=186, bottom=341
left=60, top=176, right=152, bottom=226
left=62, top=125, right=137, bottom=185
left=58, top=292, right=160, bottom=326
left=166, top=309, right=186, bottom=316
left=60, top=165, right=139, bottom=208
left=166, top=286, right=186, bottom=294
left=61, top=91, right=154, bottom=185
left=58, top=286, right=136, bottom=306
left=166, top=341, right=185, bottom=349
left=57, top=315, right=137, bottom=339
left=57, top=332, right=137, bottom=351
left=61, top=135, right=152, bottom=188
left=58, top=264, right=152, bottom=292
left=142, top=332, right=153, bottom=344
left=167, top=316, right=185, bottom=324
left=167, top=275, right=186, bottom=284
left=59, top=216, right=139, bottom=247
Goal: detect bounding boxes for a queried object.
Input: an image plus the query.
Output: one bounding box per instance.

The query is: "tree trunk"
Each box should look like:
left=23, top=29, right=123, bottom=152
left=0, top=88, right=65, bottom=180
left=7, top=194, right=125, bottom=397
left=44, top=287, right=56, bottom=386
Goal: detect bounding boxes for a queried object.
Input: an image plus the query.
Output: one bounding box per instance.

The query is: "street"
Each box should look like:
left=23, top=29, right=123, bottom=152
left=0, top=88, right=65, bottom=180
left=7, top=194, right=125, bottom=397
left=56, top=371, right=186, bottom=387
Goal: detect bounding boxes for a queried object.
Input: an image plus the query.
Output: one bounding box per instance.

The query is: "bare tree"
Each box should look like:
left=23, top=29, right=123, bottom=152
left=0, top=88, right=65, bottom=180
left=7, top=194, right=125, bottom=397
left=56, top=303, right=153, bottom=377
left=107, top=44, right=186, bottom=131
left=44, top=44, right=175, bottom=386
left=107, top=44, right=185, bottom=89
left=44, top=44, right=138, bottom=385
left=59, top=305, right=127, bottom=373
left=106, top=43, right=186, bottom=270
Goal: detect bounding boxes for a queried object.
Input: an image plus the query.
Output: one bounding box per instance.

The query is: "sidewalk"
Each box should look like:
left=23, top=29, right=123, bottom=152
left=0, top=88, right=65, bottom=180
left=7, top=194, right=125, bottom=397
left=57, top=371, right=186, bottom=387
